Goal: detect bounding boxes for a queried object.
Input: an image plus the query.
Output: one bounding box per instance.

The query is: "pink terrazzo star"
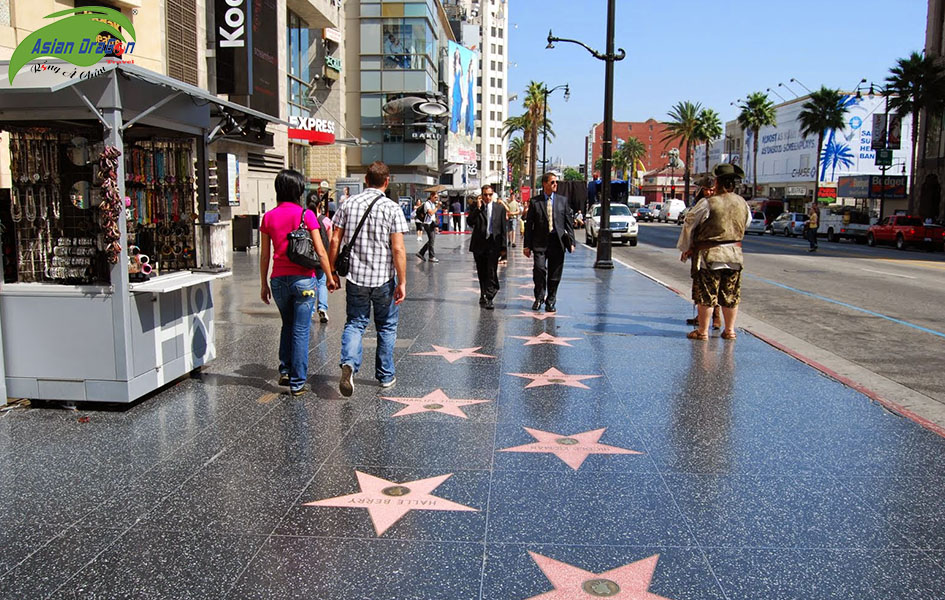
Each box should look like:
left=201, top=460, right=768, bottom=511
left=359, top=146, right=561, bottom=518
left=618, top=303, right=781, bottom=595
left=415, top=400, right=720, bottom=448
left=499, top=427, right=642, bottom=470
left=381, top=389, right=490, bottom=419
left=411, top=345, right=496, bottom=363
left=303, top=471, right=478, bottom=536
left=514, top=294, right=536, bottom=301
left=461, top=286, right=483, bottom=294
left=512, top=311, right=570, bottom=321
left=510, top=332, right=582, bottom=347
left=517, top=283, right=537, bottom=289
left=508, top=367, right=600, bottom=389
left=525, top=552, right=674, bottom=599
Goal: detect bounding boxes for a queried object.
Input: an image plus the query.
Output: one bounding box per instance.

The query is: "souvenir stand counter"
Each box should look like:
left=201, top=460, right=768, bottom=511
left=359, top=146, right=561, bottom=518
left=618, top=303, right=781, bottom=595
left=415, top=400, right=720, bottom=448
left=0, top=62, right=281, bottom=403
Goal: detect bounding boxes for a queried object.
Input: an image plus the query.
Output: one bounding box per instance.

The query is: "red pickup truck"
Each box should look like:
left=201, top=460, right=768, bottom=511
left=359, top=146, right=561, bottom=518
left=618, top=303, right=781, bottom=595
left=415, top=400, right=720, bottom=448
left=867, top=215, right=945, bottom=251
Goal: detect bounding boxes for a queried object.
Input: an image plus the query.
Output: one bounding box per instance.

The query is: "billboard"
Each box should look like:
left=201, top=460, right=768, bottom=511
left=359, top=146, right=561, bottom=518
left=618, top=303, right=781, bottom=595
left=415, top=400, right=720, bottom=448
left=741, top=95, right=912, bottom=186
left=447, top=41, right=478, bottom=164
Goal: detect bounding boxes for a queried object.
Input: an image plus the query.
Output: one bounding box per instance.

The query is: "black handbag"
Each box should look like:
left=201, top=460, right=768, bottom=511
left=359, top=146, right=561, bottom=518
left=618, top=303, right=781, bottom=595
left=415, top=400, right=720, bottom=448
left=286, top=208, right=321, bottom=270
left=335, top=193, right=383, bottom=277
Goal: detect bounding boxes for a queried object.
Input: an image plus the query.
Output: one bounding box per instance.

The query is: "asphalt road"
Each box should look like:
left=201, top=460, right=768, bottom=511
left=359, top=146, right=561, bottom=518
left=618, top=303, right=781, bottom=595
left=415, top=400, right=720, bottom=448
left=607, top=222, right=945, bottom=404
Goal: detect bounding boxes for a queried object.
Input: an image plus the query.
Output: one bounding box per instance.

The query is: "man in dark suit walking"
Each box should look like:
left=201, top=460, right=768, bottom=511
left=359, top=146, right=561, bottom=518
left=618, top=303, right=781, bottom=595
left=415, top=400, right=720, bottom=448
left=468, top=184, right=508, bottom=310
left=523, top=172, right=575, bottom=313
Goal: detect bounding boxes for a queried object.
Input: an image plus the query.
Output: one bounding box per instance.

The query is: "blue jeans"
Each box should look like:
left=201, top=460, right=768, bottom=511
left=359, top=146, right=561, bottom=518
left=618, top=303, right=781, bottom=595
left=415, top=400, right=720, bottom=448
left=270, top=275, right=316, bottom=390
left=315, top=269, right=329, bottom=312
left=341, top=278, right=399, bottom=383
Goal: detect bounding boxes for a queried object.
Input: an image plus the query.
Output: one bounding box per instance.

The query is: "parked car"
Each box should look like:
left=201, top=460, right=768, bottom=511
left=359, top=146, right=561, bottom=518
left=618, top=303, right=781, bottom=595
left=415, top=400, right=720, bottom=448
left=770, top=212, right=809, bottom=237
left=647, top=203, right=663, bottom=222
left=585, top=203, right=638, bottom=247
left=746, top=210, right=768, bottom=235
left=634, top=206, right=654, bottom=222
left=657, top=199, right=686, bottom=223
left=867, top=215, right=945, bottom=251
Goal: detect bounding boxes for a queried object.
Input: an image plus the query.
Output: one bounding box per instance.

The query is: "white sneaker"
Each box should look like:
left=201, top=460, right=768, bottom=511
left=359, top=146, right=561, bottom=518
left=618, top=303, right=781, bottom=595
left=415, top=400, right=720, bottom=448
left=318, top=309, right=329, bottom=323
left=379, top=377, right=397, bottom=388
left=339, top=364, right=354, bottom=397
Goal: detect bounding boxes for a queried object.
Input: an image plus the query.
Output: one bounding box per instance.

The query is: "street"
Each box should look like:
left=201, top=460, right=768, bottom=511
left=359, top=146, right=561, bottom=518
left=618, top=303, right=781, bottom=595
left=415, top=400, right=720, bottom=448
left=609, top=222, right=945, bottom=406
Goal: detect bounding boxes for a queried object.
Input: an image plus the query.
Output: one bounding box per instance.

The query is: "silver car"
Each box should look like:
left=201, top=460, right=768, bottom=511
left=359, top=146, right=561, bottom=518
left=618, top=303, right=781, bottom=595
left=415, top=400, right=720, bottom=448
left=770, top=212, right=809, bottom=237
left=746, top=211, right=768, bottom=235
left=585, top=204, right=638, bottom=246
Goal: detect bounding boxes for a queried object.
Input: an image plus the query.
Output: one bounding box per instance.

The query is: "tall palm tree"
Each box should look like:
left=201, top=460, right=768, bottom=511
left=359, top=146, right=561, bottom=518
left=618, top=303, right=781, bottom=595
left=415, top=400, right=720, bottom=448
left=506, top=136, right=526, bottom=188
left=798, top=86, right=849, bottom=202
left=662, top=101, right=702, bottom=205
left=523, top=81, right=547, bottom=188
left=737, top=92, right=777, bottom=197
left=621, top=137, right=646, bottom=186
left=886, top=51, right=945, bottom=213
left=695, top=108, right=723, bottom=174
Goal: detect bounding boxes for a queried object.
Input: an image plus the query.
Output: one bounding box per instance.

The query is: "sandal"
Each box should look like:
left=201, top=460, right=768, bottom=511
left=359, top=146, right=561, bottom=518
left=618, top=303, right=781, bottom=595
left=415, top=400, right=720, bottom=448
left=687, top=330, right=708, bottom=340
left=721, top=330, right=737, bottom=340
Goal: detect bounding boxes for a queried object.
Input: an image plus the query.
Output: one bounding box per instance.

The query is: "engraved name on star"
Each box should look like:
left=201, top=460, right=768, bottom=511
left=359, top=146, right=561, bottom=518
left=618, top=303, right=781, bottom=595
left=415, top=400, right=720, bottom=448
left=510, top=332, right=582, bottom=347
left=508, top=367, right=600, bottom=389
left=524, top=552, right=675, bottom=600
left=499, top=427, right=643, bottom=470
left=381, top=389, right=490, bottom=419
left=411, top=345, right=496, bottom=363
left=303, top=471, right=478, bottom=536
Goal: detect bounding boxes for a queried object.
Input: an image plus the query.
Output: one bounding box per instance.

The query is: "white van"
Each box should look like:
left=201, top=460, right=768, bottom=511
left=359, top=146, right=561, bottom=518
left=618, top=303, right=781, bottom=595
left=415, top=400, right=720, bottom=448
left=658, top=198, right=686, bottom=223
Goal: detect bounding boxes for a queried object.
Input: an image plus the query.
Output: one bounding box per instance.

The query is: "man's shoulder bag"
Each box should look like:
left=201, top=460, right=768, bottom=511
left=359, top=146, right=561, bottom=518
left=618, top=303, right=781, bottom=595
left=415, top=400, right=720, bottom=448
left=286, top=208, right=320, bottom=270
left=335, top=193, right=383, bottom=277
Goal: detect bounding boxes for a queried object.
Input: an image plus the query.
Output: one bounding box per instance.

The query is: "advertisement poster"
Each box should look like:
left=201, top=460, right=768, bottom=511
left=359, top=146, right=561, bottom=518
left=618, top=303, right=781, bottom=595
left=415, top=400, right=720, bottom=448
left=447, top=41, right=478, bottom=164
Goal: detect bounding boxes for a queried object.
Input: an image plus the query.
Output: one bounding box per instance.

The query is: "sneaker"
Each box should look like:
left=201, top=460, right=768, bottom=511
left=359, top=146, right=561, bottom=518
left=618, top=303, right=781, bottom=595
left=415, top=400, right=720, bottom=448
left=379, top=377, right=397, bottom=388
left=339, top=364, right=354, bottom=397
left=318, top=309, right=329, bottom=323
left=290, top=386, right=307, bottom=397
left=428, top=257, right=440, bottom=263
left=416, top=252, right=426, bottom=261
left=278, top=373, right=290, bottom=386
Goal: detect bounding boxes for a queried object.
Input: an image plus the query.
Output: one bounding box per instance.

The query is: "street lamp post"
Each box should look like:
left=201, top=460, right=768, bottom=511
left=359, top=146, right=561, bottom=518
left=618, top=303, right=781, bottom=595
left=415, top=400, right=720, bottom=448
left=547, top=0, right=625, bottom=269
left=860, top=81, right=894, bottom=217
left=541, top=83, right=570, bottom=182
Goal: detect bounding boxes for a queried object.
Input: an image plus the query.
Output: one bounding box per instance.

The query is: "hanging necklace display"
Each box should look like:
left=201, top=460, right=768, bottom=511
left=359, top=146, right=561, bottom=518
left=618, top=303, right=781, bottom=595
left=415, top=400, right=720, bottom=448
left=10, top=186, right=23, bottom=223
left=99, top=145, right=123, bottom=264
left=25, top=187, right=37, bottom=223
left=38, top=186, right=48, bottom=223
left=51, top=185, right=61, bottom=221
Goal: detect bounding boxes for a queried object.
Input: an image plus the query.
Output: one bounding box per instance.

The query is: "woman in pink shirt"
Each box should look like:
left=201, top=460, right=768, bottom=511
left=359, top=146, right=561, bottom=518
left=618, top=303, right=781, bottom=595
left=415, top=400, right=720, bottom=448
left=259, top=169, right=338, bottom=395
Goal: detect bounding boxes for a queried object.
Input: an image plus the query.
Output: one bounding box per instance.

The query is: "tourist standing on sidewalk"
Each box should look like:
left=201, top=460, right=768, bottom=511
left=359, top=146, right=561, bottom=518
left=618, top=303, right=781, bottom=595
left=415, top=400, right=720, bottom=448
left=806, top=203, right=820, bottom=252
left=328, top=161, right=408, bottom=396
left=259, top=169, right=338, bottom=396
left=682, top=176, right=721, bottom=332
left=413, top=198, right=424, bottom=241
left=505, top=192, right=522, bottom=248
left=469, top=184, right=508, bottom=310
left=305, top=194, right=333, bottom=323
left=416, top=191, right=439, bottom=263
left=451, top=198, right=463, bottom=232
left=677, top=163, right=751, bottom=341
left=523, top=172, right=575, bottom=313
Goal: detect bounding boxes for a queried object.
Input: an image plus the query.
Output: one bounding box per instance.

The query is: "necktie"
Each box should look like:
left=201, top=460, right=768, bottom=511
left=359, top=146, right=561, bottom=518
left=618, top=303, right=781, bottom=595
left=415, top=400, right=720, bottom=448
left=486, top=203, right=492, bottom=236
left=547, top=195, right=554, bottom=233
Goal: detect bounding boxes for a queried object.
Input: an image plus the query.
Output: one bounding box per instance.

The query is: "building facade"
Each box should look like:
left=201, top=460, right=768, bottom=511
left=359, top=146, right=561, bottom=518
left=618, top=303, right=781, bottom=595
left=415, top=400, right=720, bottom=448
left=586, top=119, right=679, bottom=182
left=915, top=0, right=945, bottom=220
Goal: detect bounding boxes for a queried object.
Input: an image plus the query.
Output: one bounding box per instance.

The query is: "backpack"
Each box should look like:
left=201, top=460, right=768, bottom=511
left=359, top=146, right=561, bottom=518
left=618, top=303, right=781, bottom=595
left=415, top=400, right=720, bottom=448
left=415, top=204, right=425, bottom=222
left=315, top=214, right=330, bottom=251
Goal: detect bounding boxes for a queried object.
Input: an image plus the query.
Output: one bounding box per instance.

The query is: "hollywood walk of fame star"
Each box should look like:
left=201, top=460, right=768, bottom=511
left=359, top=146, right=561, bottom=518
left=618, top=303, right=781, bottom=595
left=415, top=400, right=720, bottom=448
left=381, top=389, right=491, bottom=419
left=512, top=311, right=570, bottom=321
left=411, top=345, right=496, bottom=363
left=499, top=427, right=642, bottom=470
left=510, top=332, right=582, bottom=347
left=524, top=551, right=674, bottom=599
left=304, top=471, right=478, bottom=536
left=514, top=294, right=537, bottom=301
left=517, top=283, right=537, bottom=289
left=508, top=367, right=600, bottom=389
left=460, top=286, right=484, bottom=294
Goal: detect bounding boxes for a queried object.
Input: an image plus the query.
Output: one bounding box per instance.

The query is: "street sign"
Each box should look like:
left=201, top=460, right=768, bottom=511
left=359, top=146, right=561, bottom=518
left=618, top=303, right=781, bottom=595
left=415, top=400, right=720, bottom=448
left=875, top=148, right=893, bottom=167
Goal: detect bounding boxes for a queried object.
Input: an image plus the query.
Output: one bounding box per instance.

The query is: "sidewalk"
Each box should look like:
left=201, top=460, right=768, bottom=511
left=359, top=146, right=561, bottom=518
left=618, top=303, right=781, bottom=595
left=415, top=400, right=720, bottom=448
left=2, top=234, right=945, bottom=599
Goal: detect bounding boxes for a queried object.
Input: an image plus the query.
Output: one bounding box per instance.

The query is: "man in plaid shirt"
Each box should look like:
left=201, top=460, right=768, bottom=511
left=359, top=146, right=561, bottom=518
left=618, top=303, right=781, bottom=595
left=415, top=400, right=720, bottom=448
left=328, top=161, right=409, bottom=395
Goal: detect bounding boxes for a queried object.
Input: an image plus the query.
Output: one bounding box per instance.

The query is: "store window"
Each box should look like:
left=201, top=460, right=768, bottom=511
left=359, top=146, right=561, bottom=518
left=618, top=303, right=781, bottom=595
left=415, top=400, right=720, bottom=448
left=382, top=19, right=434, bottom=70
left=287, top=10, right=319, bottom=119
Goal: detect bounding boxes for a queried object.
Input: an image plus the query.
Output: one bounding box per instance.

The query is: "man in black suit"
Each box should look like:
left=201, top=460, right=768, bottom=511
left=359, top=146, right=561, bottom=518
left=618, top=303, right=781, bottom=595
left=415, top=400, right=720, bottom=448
left=523, top=172, right=575, bottom=312
left=468, top=184, right=508, bottom=310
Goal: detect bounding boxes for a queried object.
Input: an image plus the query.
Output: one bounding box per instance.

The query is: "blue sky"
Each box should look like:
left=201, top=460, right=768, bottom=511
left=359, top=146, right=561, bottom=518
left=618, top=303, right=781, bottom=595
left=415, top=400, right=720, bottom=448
left=507, top=0, right=927, bottom=166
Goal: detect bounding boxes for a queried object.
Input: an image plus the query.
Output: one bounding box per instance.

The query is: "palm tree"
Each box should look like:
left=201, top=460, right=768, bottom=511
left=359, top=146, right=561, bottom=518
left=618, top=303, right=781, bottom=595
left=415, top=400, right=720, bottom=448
left=798, top=87, right=849, bottom=201
left=886, top=51, right=945, bottom=213
left=695, top=108, right=723, bottom=174
left=620, top=137, right=646, bottom=187
left=523, top=81, right=547, bottom=188
left=737, top=92, right=777, bottom=197
left=506, top=137, right=526, bottom=188
left=662, top=101, right=702, bottom=205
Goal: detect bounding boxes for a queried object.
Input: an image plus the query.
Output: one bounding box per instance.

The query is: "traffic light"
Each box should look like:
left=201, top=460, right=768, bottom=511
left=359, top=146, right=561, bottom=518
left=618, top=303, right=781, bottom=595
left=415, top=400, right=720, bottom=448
left=670, top=185, right=676, bottom=198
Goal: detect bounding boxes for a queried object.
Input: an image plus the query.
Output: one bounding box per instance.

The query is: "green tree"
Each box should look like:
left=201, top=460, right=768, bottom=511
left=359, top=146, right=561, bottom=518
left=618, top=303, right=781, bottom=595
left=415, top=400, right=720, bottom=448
left=563, top=167, right=583, bottom=181
left=662, top=101, right=703, bottom=204
left=798, top=87, right=849, bottom=200
left=617, top=137, right=646, bottom=182
left=506, top=136, right=527, bottom=188
left=695, top=108, right=723, bottom=173
left=523, top=81, right=548, bottom=188
left=886, top=51, right=945, bottom=213
left=503, top=114, right=531, bottom=188
left=737, top=92, right=778, bottom=197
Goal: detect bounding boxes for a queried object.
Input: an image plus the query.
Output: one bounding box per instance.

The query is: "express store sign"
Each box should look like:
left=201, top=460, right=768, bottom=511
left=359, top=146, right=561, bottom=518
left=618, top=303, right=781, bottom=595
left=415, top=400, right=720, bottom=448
left=288, top=116, right=336, bottom=145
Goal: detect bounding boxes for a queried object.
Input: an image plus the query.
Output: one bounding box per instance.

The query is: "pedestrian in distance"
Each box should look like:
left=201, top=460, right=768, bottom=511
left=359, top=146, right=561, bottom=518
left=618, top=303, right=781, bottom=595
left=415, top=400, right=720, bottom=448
left=505, top=191, right=522, bottom=248
left=305, top=194, right=333, bottom=323
left=328, top=161, right=409, bottom=396
left=677, top=163, right=751, bottom=341
left=259, top=169, right=338, bottom=396
left=451, top=197, right=463, bottom=232
left=806, top=202, right=820, bottom=252
left=523, top=172, right=575, bottom=313
left=413, top=198, right=424, bottom=242
left=416, top=191, right=439, bottom=263
left=468, top=184, right=508, bottom=310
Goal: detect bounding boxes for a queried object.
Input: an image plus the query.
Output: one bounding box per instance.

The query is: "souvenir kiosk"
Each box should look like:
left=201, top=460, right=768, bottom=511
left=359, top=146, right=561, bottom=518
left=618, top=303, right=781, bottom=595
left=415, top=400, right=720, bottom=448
left=0, top=62, right=280, bottom=403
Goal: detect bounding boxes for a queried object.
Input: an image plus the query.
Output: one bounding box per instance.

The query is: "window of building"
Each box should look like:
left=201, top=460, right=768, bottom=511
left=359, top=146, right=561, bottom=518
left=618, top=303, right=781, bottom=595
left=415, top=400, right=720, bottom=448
left=497, top=61, right=503, bottom=70
left=287, top=10, right=319, bottom=118
left=490, top=77, right=496, bottom=87
left=491, top=26, right=497, bottom=37
left=381, top=18, right=435, bottom=70
left=497, top=95, right=503, bottom=104
left=491, top=60, right=496, bottom=70
left=925, top=112, right=943, bottom=159
left=491, top=43, right=497, bottom=53
left=498, top=28, right=504, bottom=38
left=497, top=78, right=503, bottom=87
left=498, top=45, right=504, bottom=54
